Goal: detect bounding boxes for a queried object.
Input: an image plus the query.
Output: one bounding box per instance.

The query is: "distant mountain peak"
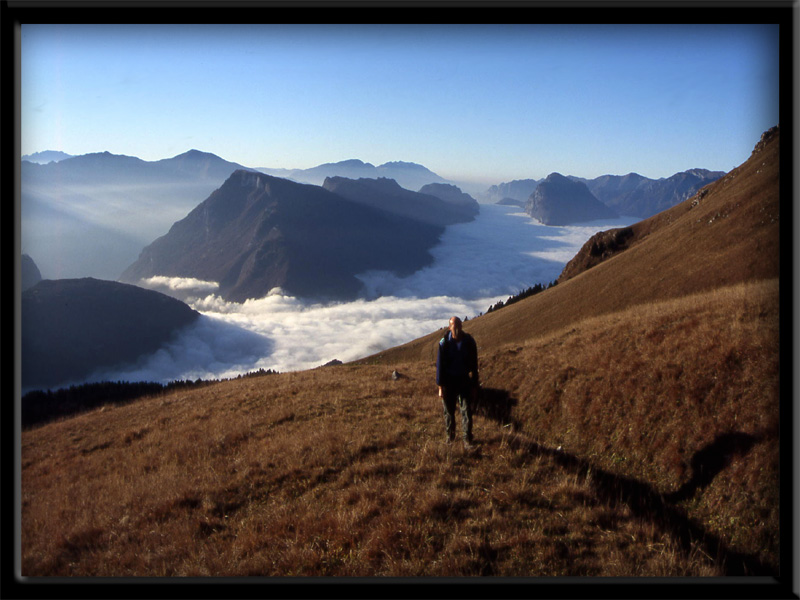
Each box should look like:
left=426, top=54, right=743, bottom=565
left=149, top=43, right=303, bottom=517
left=21, top=150, right=74, bottom=164
left=323, top=158, right=375, bottom=169
left=174, top=149, right=218, bottom=159
left=378, top=161, right=430, bottom=171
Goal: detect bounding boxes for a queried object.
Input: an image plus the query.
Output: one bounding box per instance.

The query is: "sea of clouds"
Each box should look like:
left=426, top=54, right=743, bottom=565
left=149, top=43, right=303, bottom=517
left=89, top=205, right=637, bottom=384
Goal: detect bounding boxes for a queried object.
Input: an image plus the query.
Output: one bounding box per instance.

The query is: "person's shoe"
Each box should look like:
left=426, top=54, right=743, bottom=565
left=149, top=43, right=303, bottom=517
left=463, top=439, right=476, bottom=450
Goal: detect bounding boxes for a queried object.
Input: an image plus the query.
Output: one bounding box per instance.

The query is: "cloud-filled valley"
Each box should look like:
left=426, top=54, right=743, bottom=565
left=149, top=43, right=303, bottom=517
left=97, top=205, right=637, bottom=384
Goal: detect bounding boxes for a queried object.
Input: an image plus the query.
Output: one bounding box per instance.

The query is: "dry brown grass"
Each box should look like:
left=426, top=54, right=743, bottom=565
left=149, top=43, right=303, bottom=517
left=21, top=279, right=779, bottom=577
left=21, top=129, right=782, bottom=579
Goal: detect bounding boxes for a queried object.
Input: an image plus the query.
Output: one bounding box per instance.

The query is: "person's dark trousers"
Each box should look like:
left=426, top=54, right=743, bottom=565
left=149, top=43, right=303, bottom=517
left=441, top=378, right=474, bottom=442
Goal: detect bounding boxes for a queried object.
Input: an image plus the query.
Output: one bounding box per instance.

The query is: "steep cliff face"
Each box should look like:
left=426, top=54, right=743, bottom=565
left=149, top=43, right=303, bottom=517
left=120, top=170, right=444, bottom=302
left=525, top=173, right=618, bottom=225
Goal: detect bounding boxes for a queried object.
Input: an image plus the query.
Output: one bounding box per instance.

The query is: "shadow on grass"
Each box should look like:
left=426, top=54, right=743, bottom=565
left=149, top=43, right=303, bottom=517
left=663, top=432, right=758, bottom=503
left=505, top=431, right=775, bottom=576
left=473, top=387, right=522, bottom=431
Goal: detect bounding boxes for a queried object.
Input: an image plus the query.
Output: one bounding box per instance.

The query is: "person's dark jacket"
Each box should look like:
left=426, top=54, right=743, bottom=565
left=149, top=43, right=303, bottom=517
left=436, top=331, right=479, bottom=388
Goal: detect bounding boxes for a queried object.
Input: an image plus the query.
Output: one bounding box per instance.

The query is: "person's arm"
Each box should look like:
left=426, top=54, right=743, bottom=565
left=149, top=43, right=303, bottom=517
left=469, top=337, right=480, bottom=385
left=435, top=338, right=443, bottom=393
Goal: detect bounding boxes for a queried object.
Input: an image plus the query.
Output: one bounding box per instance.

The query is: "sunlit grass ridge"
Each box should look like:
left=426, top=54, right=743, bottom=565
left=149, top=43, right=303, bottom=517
left=21, top=128, right=781, bottom=577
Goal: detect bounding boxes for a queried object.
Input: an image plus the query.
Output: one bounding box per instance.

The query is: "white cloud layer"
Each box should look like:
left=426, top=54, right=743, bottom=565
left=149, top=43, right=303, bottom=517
left=94, top=205, right=637, bottom=384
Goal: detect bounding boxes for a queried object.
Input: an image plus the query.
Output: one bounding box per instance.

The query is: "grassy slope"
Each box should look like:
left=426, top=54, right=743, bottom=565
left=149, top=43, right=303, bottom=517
left=366, top=127, right=780, bottom=365
left=21, top=130, right=782, bottom=577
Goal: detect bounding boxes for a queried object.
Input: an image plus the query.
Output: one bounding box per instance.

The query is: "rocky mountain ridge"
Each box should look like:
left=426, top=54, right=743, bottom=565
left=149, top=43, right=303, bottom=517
left=120, top=170, right=447, bottom=302
left=486, top=168, right=724, bottom=221
left=258, top=158, right=450, bottom=191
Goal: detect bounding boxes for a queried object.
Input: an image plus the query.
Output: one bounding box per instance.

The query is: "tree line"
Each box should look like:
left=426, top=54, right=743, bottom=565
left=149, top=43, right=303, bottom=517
left=21, top=368, right=279, bottom=429
left=485, top=280, right=558, bottom=315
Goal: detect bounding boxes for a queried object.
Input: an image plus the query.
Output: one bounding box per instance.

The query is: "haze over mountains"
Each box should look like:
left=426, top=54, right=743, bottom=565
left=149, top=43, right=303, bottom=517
left=22, top=146, right=723, bottom=287
left=257, top=158, right=450, bottom=192
left=21, top=150, right=257, bottom=280
left=485, top=168, right=725, bottom=219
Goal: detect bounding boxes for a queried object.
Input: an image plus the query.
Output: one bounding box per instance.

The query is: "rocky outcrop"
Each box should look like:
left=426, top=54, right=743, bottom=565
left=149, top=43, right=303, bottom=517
left=557, top=226, right=635, bottom=283
left=525, top=173, right=618, bottom=225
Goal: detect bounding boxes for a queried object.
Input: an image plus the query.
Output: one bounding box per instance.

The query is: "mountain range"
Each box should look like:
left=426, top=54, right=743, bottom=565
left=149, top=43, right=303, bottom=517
left=321, top=176, right=479, bottom=226
left=21, top=150, right=257, bottom=280
left=21, top=150, right=75, bottom=164
left=119, top=171, right=450, bottom=302
left=485, top=168, right=725, bottom=219
left=257, top=158, right=450, bottom=191
left=23, top=146, right=725, bottom=286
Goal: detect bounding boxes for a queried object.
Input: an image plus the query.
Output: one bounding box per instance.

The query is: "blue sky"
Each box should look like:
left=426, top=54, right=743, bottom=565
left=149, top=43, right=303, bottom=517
left=21, top=23, right=780, bottom=184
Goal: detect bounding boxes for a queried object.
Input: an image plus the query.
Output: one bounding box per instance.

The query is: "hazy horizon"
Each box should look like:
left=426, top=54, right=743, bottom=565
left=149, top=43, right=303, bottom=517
left=21, top=23, right=779, bottom=184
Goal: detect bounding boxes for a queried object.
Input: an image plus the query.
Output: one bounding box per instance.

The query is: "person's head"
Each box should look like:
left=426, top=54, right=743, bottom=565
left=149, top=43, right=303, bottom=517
left=449, top=316, right=463, bottom=339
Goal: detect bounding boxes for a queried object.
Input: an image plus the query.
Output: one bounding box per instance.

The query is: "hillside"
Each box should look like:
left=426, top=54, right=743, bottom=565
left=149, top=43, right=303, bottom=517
left=20, top=127, right=783, bottom=579
left=21, top=278, right=199, bottom=391
left=372, top=126, right=780, bottom=362
left=120, top=170, right=445, bottom=302
left=20, top=279, right=780, bottom=577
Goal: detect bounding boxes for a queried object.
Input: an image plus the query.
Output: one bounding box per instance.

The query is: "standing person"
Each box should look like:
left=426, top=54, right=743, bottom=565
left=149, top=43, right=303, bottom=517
left=436, top=316, right=479, bottom=448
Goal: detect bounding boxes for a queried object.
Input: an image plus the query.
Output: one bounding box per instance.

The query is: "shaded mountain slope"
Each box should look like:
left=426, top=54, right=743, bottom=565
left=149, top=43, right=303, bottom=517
left=120, top=171, right=444, bottom=302
left=369, top=126, right=780, bottom=365
left=322, top=176, right=478, bottom=226
left=484, top=178, right=541, bottom=203
left=22, top=278, right=199, bottom=390
left=417, top=183, right=480, bottom=219
left=21, top=150, right=257, bottom=280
